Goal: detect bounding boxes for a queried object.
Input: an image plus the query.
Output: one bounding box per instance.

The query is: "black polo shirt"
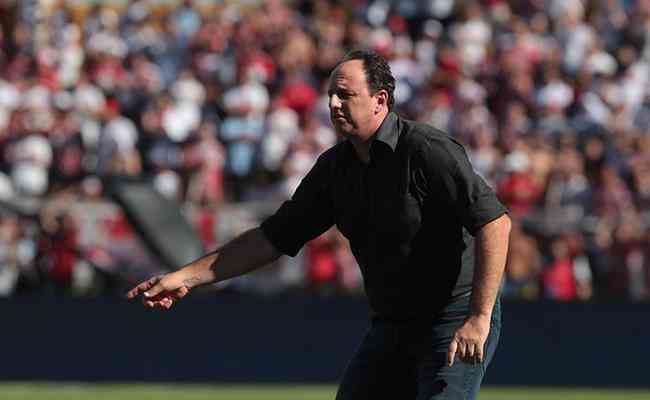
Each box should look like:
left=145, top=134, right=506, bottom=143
left=261, top=112, right=507, bottom=319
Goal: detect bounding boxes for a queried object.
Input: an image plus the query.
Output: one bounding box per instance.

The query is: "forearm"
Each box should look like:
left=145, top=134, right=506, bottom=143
left=470, top=213, right=511, bottom=318
left=175, top=227, right=282, bottom=289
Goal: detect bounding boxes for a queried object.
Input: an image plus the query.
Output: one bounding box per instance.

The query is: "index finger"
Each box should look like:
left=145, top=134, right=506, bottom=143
left=447, top=338, right=458, bottom=367
left=126, top=276, right=160, bottom=299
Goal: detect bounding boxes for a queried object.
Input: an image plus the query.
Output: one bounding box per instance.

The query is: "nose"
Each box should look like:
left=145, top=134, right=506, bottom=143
left=329, top=93, right=341, bottom=110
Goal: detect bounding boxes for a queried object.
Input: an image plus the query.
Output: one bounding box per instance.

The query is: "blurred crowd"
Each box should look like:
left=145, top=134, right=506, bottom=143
left=0, top=0, right=649, bottom=301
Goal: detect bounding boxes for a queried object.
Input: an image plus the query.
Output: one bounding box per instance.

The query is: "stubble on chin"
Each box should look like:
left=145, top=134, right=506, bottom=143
left=334, top=123, right=356, bottom=140
left=332, top=120, right=348, bottom=137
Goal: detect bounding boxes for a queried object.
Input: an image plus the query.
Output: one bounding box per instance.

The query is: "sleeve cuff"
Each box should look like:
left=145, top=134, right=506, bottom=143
left=260, top=218, right=301, bottom=257
left=464, top=198, right=509, bottom=235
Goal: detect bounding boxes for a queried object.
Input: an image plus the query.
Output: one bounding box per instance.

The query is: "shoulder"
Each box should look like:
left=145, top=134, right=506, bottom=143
left=316, top=140, right=349, bottom=166
left=307, top=140, right=350, bottom=179
left=398, top=117, right=466, bottom=168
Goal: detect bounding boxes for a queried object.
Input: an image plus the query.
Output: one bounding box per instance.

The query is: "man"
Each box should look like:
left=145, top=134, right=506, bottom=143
left=127, top=50, right=511, bottom=399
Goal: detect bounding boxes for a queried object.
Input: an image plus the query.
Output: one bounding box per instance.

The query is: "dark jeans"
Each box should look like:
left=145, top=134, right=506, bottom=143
left=335, top=296, right=501, bottom=400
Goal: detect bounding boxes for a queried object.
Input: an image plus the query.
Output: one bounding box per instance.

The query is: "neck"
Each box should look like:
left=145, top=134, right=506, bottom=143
left=350, top=110, right=389, bottom=164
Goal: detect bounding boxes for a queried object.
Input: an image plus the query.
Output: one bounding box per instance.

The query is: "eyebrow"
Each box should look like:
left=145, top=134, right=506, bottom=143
left=328, top=87, right=356, bottom=96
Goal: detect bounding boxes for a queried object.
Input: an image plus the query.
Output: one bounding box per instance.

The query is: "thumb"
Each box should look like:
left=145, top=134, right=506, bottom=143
left=447, top=339, right=458, bottom=367
left=174, top=286, right=189, bottom=299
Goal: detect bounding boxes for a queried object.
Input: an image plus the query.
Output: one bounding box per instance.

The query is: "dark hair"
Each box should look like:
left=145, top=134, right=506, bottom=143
left=339, top=49, right=396, bottom=110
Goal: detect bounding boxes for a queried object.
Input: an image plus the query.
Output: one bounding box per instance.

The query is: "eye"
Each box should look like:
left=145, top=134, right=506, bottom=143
left=340, top=91, right=354, bottom=99
left=328, top=89, right=354, bottom=100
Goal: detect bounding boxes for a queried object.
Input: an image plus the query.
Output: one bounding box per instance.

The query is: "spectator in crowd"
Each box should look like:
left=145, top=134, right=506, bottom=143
left=0, top=214, right=38, bottom=296
left=502, top=221, right=542, bottom=300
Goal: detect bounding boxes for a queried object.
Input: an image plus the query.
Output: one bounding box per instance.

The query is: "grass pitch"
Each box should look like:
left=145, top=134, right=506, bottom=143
left=0, top=383, right=648, bottom=399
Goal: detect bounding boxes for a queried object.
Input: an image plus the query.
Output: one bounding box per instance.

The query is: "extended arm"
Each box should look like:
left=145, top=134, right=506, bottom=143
left=128, top=150, right=335, bottom=309
left=126, top=227, right=282, bottom=308
left=447, top=213, right=511, bottom=366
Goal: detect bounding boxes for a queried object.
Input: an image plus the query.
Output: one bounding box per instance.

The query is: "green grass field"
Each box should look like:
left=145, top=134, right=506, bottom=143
left=0, top=384, right=648, bottom=400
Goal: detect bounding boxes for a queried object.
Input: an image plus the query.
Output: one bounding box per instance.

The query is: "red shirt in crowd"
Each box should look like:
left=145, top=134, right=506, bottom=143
left=542, top=258, right=577, bottom=301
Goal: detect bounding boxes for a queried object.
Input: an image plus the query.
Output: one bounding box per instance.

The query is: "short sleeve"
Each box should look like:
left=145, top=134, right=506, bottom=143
left=260, top=152, right=335, bottom=256
left=419, top=136, right=507, bottom=235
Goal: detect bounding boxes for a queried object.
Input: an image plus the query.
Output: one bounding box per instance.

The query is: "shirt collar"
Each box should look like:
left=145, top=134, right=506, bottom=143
left=372, top=111, right=399, bottom=151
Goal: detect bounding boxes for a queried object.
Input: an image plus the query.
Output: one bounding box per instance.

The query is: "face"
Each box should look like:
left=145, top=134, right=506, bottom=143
left=328, top=59, right=386, bottom=140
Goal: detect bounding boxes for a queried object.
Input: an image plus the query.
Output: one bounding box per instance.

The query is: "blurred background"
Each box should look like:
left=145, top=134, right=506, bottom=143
left=0, top=0, right=649, bottom=397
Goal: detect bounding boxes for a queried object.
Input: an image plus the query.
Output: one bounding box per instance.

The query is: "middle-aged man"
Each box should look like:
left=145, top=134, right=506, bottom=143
left=127, top=49, right=511, bottom=400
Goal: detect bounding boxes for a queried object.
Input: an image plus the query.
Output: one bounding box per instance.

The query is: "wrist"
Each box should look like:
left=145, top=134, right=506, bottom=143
left=177, top=266, right=205, bottom=289
left=468, top=311, right=491, bottom=322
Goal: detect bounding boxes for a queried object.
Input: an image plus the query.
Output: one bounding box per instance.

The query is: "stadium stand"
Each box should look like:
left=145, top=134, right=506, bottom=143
left=0, top=0, right=649, bottom=301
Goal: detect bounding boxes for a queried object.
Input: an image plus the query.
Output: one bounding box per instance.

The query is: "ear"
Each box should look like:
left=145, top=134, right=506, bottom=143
left=374, top=89, right=388, bottom=113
